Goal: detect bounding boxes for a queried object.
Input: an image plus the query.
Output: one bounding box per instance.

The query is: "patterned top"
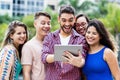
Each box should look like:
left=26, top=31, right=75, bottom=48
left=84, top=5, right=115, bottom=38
left=0, top=45, right=22, bottom=80
left=41, top=29, right=88, bottom=80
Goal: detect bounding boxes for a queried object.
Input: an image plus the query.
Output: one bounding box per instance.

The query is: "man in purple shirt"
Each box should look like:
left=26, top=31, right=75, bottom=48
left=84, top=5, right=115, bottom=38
left=41, top=5, right=88, bottom=80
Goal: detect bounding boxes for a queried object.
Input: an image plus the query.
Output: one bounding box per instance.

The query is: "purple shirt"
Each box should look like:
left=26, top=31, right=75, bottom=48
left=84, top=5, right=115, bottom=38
left=41, top=29, right=88, bottom=80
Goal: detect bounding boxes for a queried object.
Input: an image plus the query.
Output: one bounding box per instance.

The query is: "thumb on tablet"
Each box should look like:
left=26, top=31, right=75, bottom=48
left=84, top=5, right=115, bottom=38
left=78, top=49, right=82, bottom=56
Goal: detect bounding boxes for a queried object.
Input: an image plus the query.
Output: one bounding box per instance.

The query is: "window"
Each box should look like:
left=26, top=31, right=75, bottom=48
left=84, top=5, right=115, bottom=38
left=13, top=0, right=16, bottom=3
left=6, top=4, right=10, bottom=9
left=48, top=5, right=55, bottom=10
left=1, top=3, right=10, bottom=10
left=28, top=1, right=34, bottom=5
left=36, top=1, right=43, bottom=6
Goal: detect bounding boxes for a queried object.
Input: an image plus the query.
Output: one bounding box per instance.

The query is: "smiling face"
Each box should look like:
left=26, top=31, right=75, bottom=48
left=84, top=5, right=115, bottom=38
left=34, top=15, right=51, bottom=37
left=85, top=26, right=101, bottom=46
left=75, top=16, right=88, bottom=36
left=10, top=26, right=27, bottom=48
left=58, top=13, right=75, bottom=35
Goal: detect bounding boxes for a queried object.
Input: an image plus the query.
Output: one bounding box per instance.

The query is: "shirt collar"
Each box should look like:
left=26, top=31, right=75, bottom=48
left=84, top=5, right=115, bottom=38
left=53, top=29, right=80, bottom=38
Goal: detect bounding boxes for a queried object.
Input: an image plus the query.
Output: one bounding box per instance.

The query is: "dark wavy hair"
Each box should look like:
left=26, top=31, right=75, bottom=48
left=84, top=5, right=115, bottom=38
left=86, top=19, right=118, bottom=53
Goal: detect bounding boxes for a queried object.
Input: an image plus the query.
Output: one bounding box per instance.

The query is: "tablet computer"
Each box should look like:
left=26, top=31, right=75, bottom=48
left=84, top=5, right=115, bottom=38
left=54, top=44, right=82, bottom=61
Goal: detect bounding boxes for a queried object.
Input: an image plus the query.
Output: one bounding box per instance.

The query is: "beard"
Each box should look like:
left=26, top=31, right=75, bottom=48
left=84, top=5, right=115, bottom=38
left=60, top=24, right=73, bottom=34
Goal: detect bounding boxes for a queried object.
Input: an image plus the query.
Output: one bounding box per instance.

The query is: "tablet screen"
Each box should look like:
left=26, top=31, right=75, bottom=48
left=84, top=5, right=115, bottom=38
left=54, top=45, right=82, bottom=61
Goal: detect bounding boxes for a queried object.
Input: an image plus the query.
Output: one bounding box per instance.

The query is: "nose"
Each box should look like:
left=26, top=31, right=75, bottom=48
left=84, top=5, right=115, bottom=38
left=44, top=24, right=51, bottom=31
left=45, top=23, right=51, bottom=28
left=21, top=33, right=26, bottom=38
left=88, top=33, right=93, bottom=38
left=79, top=26, right=84, bottom=29
left=65, top=21, right=70, bottom=26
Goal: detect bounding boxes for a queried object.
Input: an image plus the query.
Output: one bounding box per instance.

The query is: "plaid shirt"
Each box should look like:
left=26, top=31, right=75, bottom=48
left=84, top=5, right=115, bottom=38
left=41, top=29, right=88, bottom=80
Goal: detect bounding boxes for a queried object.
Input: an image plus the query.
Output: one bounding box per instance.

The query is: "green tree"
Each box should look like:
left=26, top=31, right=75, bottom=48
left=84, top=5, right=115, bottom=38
left=99, top=3, right=120, bottom=35
left=87, top=0, right=108, bottom=19
left=22, top=14, right=35, bottom=39
left=0, top=23, right=7, bottom=45
left=44, top=7, right=59, bottom=32
left=58, top=0, right=96, bottom=15
left=0, top=14, right=12, bottom=24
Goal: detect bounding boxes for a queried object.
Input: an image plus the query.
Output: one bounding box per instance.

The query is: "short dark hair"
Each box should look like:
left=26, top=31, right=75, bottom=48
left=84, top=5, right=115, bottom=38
left=59, top=5, right=75, bottom=17
left=76, top=14, right=89, bottom=23
left=34, top=12, right=51, bottom=20
left=73, top=14, right=89, bottom=31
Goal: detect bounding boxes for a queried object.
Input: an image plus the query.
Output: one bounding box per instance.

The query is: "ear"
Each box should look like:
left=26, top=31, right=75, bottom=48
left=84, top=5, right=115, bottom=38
left=10, top=34, right=13, bottom=39
left=33, top=21, right=37, bottom=28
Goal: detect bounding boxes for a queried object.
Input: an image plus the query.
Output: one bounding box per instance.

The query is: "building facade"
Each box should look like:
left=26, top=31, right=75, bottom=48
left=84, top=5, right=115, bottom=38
left=0, top=0, right=58, bottom=17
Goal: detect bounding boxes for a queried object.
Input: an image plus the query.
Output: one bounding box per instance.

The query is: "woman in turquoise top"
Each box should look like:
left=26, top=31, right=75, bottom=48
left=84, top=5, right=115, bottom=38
left=82, top=19, right=120, bottom=80
left=0, top=21, right=28, bottom=80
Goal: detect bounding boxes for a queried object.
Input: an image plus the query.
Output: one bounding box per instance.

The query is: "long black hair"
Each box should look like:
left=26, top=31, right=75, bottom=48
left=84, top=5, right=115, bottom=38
left=86, top=19, right=118, bottom=53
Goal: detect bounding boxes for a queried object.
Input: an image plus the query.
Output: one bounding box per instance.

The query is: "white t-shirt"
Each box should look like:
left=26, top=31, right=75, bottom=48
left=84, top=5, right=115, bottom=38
left=59, top=34, right=71, bottom=45
left=59, top=34, right=71, bottom=67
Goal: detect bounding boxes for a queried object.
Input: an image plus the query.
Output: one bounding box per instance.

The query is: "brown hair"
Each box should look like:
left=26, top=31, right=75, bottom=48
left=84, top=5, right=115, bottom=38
left=34, top=12, right=51, bottom=20
left=1, top=20, right=28, bottom=59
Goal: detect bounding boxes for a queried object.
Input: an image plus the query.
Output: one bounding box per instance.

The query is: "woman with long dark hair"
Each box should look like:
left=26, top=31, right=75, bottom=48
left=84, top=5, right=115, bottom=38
left=82, top=19, right=120, bottom=80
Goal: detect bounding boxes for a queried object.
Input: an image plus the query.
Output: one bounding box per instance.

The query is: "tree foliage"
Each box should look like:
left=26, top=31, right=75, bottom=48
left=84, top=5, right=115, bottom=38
left=58, top=0, right=96, bottom=15
left=0, top=14, right=12, bottom=24
left=22, top=14, right=35, bottom=40
left=0, top=23, right=8, bottom=45
left=44, top=7, right=59, bottom=32
left=87, top=0, right=108, bottom=19
left=99, top=3, right=120, bottom=35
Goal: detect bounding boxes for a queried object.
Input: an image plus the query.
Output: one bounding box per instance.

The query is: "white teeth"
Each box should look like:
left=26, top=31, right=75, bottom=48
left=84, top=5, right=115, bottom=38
left=88, top=39, right=93, bottom=41
left=43, top=28, right=50, bottom=32
left=64, top=26, right=70, bottom=29
left=87, top=38, right=93, bottom=41
left=44, top=30, right=49, bottom=32
left=20, top=38, right=24, bottom=41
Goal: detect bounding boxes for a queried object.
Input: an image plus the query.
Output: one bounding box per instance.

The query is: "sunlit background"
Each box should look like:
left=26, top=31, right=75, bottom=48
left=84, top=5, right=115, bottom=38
left=0, top=0, right=120, bottom=79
